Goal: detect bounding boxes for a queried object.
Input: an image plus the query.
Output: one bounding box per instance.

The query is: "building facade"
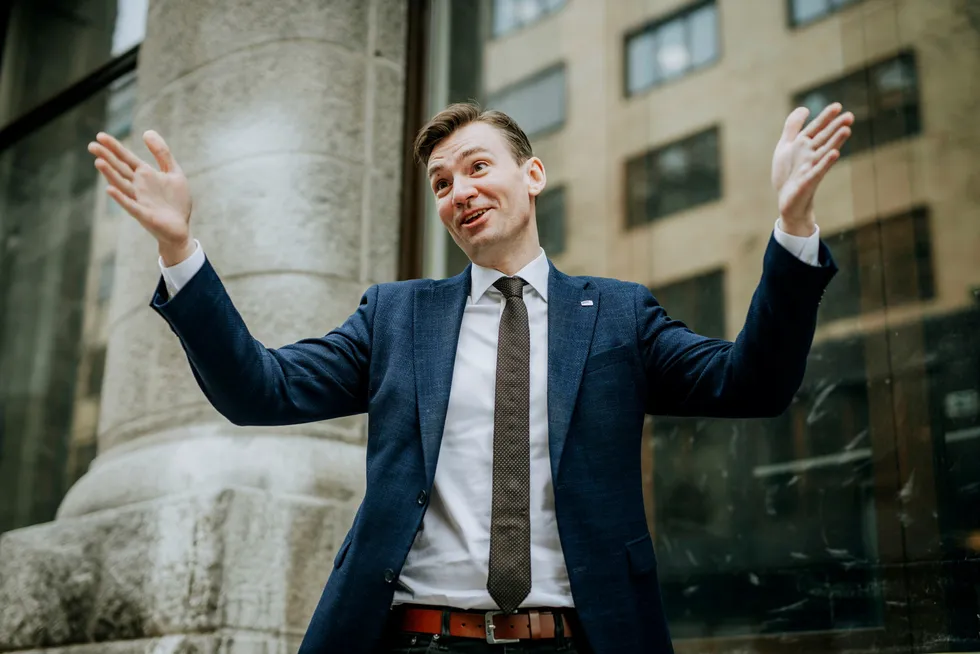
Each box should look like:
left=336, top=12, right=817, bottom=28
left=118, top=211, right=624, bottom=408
left=0, top=0, right=978, bottom=652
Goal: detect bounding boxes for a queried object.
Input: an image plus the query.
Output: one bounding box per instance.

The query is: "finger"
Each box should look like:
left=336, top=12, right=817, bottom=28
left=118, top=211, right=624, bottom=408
left=811, top=112, right=854, bottom=149
left=143, top=130, right=176, bottom=173
left=95, top=158, right=137, bottom=199
left=106, top=186, right=150, bottom=223
left=95, top=131, right=145, bottom=170
left=801, top=103, right=842, bottom=139
left=88, top=142, right=135, bottom=181
left=803, top=148, right=840, bottom=187
left=814, top=126, right=851, bottom=160
left=781, top=107, right=810, bottom=141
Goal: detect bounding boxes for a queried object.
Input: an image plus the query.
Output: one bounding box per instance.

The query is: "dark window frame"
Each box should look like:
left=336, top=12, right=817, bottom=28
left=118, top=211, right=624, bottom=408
left=486, top=61, right=568, bottom=140
left=622, top=0, right=721, bottom=99
left=791, top=49, right=921, bottom=158
left=786, top=0, right=866, bottom=29
left=624, top=125, right=723, bottom=229
left=536, top=184, right=567, bottom=256
left=819, top=205, right=935, bottom=324
left=649, top=267, right=726, bottom=339
left=489, top=0, right=568, bottom=39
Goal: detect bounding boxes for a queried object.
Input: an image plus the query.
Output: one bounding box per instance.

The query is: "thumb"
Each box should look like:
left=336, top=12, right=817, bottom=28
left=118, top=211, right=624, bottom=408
left=144, top=130, right=176, bottom=172
left=780, top=107, right=809, bottom=142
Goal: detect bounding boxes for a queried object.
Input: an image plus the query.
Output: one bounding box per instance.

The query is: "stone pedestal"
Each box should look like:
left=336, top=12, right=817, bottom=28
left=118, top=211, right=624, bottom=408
left=0, top=0, right=407, bottom=650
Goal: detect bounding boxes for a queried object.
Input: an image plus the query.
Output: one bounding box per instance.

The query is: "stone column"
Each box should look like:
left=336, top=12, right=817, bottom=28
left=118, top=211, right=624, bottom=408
left=0, top=0, right=407, bottom=651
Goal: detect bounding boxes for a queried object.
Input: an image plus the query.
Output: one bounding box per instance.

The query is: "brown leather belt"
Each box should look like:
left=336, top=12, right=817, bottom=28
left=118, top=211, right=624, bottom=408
left=391, top=606, right=574, bottom=644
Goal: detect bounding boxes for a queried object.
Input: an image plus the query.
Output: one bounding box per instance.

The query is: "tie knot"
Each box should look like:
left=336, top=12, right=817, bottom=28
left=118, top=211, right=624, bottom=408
left=493, top=276, right=527, bottom=299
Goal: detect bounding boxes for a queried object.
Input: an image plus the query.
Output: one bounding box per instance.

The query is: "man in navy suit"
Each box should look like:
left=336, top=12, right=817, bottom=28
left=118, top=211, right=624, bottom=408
left=88, top=100, right=851, bottom=653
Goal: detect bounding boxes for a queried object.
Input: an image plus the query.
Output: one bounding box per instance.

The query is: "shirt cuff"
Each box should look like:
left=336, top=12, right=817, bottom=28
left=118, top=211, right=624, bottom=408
left=773, top=218, right=821, bottom=267
left=159, top=239, right=205, bottom=298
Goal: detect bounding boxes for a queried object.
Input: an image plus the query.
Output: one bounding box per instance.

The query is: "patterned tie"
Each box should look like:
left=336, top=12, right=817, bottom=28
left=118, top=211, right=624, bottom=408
left=486, top=276, right=532, bottom=613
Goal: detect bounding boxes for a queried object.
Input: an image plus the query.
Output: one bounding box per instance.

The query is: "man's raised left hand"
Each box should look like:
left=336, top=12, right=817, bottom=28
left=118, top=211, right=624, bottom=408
left=771, top=103, right=854, bottom=237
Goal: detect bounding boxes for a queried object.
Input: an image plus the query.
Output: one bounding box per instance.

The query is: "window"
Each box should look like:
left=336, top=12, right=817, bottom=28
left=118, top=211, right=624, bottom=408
left=487, top=64, right=566, bottom=139
left=625, top=1, right=719, bottom=97
left=492, top=0, right=565, bottom=37
left=626, top=127, right=721, bottom=227
left=536, top=186, right=566, bottom=256
left=820, top=207, right=934, bottom=323
left=789, top=0, right=864, bottom=27
left=650, top=269, right=725, bottom=339
left=794, top=51, right=920, bottom=157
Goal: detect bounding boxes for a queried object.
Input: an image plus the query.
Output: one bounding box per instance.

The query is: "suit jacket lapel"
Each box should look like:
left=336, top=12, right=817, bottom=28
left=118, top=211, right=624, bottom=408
left=414, top=267, right=470, bottom=486
left=547, top=264, right=598, bottom=484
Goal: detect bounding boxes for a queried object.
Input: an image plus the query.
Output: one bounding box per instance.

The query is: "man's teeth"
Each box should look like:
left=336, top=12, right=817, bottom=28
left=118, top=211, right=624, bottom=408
left=465, top=209, right=487, bottom=224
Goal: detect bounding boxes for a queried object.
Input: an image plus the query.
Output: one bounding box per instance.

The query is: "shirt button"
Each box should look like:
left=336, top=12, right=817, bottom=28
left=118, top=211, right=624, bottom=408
left=384, top=568, right=395, bottom=584
left=417, top=490, right=427, bottom=506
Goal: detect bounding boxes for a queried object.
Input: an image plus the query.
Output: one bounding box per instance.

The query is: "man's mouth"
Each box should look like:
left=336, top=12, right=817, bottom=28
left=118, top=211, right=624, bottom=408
left=460, top=208, right=490, bottom=227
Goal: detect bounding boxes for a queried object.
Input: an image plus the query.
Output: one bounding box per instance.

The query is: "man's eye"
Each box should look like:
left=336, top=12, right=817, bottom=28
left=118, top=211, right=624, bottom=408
left=473, top=162, right=488, bottom=171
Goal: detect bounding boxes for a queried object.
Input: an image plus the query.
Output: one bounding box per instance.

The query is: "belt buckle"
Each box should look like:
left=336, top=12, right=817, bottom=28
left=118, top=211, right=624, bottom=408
left=485, top=610, right=519, bottom=644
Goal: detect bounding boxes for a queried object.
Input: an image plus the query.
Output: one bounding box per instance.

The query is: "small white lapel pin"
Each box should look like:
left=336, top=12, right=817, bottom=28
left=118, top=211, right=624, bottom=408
left=580, top=300, right=594, bottom=307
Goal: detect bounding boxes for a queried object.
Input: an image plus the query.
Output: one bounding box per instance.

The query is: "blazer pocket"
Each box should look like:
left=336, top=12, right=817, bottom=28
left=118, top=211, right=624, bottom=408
left=625, top=532, right=658, bottom=576
left=333, top=531, right=353, bottom=569
left=583, top=344, right=632, bottom=375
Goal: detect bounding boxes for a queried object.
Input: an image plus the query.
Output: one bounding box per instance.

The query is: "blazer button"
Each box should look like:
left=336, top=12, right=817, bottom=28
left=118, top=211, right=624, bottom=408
left=384, top=568, right=395, bottom=584
left=417, top=490, right=427, bottom=506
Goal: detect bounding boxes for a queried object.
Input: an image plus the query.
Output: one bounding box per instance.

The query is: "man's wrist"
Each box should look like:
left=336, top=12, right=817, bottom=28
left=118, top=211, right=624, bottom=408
left=777, top=214, right=816, bottom=238
left=159, top=237, right=195, bottom=267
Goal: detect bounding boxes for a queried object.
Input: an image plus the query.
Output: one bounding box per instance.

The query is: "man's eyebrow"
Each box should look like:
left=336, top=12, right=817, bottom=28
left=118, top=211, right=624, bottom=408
left=427, top=147, right=491, bottom=178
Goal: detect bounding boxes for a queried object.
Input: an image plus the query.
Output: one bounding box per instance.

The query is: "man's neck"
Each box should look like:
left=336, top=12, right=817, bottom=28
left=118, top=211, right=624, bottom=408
left=472, top=240, right=541, bottom=276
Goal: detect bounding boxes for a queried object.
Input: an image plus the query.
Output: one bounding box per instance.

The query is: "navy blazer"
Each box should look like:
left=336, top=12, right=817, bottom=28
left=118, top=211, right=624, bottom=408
left=151, top=234, right=836, bottom=653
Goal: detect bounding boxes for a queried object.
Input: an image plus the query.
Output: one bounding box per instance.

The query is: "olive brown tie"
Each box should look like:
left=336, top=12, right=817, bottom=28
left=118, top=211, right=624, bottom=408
left=486, top=276, right=532, bottom=613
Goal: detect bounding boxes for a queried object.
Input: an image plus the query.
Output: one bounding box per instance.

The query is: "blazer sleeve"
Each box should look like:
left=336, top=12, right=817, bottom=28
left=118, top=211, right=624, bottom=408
left=637, top=233, right=838, bottom=419
left=150, top=257, right=373, bottom=426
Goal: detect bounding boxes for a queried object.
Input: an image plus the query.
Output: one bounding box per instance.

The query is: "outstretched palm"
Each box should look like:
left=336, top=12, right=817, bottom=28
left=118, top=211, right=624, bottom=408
left=88, top=130, right=193, bottom=262
left=771, top=103, right=854, bottom=233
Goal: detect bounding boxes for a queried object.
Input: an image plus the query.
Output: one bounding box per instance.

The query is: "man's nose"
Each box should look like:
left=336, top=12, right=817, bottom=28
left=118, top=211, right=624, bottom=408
left=453, top=179, right=477, bottom=206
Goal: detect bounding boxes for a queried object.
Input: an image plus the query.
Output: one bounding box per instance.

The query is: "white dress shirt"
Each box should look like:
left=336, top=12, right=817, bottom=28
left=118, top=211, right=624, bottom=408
left=159, top=220, right=821, bottom=609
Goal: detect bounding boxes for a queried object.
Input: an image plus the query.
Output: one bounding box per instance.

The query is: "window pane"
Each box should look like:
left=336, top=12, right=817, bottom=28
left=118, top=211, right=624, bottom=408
left=488, top=66, right=566, bottom=138
left=536, top=186, right=566, bottom=256
left=493, top=0, right=565, bottom=36
left=792, top=0, right=831, bottom=25
left=494, top=0, right=518, bottom=35
left=0, top=0, right=148, bottom=124
left=626, top=31, right=659, bottom=95
left=656, top=19, right=690, bottom=80
left=795, top=53, right=919, bottom=157
left=625, top=1, right=718, bottom=96
left=0, top=73, right=134, bottom=535
left=689, top=4, right=719, bottom=67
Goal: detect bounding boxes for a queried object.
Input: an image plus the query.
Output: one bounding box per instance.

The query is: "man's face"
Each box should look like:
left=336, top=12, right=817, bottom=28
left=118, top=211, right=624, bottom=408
left=427, top=122, right=545, bottom=262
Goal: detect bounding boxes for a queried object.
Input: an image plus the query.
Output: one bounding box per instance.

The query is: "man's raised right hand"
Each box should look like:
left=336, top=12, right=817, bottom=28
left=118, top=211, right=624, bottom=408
left=88, top=130, right=195, bottom=266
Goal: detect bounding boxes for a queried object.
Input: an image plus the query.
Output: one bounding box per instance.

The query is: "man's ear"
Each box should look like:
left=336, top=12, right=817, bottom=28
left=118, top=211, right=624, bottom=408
left=526, top=156, right=547, bottom=198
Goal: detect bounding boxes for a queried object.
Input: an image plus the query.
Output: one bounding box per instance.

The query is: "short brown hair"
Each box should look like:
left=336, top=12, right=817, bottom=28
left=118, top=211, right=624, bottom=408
left=413, top=102, right=533, bottom=168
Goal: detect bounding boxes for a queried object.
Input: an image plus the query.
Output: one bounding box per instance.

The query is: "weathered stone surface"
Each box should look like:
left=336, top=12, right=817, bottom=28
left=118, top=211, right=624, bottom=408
left=0, top=488, right=349, bottom=651
left=59, top=431, right=367, bottom=517
left=0, top=631, right=299, bottom=654
left=374, top=0, right=409, bottom=66
left=176, top=154, right=365, bottom=282
left=139, top=0, right=369, bottom=98
left=132, top=40, right=367, bottom=179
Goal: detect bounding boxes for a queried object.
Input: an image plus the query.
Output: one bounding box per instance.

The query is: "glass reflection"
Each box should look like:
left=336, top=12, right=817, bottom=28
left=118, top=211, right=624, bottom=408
left=0, top=0, right=146, bottom=124
left=0, top=71, right=136, bottom=535
left=429, top=0, right=980, bottom=650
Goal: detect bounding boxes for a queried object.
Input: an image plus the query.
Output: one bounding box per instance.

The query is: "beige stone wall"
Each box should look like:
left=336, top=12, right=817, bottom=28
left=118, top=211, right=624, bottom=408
left=482, top=0, right=980, bottom=343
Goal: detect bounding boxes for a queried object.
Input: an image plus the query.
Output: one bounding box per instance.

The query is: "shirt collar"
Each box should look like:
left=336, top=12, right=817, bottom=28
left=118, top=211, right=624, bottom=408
left=470, top=248, right=550, bottom=303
